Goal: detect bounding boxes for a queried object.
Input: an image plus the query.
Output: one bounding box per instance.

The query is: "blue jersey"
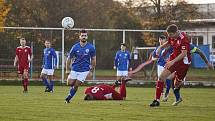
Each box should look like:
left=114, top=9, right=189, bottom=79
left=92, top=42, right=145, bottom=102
left=68, top=42, right=96, bottom=72
left=153, top=47, right=173, bottom=67
left=114, top=50, right=131, bottom=71
left=43, top=48, right=57, bottom=69
left=153, top=44, right=197, bottom=67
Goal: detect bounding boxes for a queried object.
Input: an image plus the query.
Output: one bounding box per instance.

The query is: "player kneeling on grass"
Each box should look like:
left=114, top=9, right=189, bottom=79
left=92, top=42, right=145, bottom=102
left=114, top=43, right=131, bottom=100
left=40, top=40, right=57, bottom=92
left=14, top=37, right=33, bottom=93
left=65, top=30, right=96, bottom=103
left=84, top=77, right=132, bottom=100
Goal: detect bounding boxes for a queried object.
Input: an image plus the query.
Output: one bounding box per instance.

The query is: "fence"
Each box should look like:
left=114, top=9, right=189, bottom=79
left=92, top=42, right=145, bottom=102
left=0, top=27, right=215, bottom=83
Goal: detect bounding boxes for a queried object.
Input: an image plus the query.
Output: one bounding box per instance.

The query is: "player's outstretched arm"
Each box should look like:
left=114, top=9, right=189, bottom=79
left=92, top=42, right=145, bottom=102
left=195, top=48, right=214, bottom=70
left=165, top=50, right=187, bottom=69
left=156, top=41, right=169, bottom=56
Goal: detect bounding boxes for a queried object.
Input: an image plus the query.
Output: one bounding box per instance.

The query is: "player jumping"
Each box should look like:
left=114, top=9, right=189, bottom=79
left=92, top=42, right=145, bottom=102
left=149, top=24, right=191, bottom=107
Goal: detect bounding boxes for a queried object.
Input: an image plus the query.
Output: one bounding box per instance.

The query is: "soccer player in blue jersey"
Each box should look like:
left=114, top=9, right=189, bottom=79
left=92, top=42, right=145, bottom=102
left=40, top=40, right=57, bottom=92
left=65, top=30, right=96, bottom=103
left=113, top=43, right=131, bottom=99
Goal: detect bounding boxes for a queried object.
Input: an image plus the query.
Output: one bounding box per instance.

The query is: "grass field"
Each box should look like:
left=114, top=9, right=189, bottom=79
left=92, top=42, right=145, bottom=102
left=0, top=86, right=215, bottom=121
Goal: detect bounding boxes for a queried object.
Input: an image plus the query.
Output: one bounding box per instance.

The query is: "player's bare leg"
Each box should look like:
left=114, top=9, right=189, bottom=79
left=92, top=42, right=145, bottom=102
left=65, top=79, right=82, bottom=103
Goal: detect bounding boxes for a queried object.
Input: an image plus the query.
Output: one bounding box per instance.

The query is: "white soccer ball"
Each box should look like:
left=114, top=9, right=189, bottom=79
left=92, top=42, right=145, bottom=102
left=62, top=17, right=74, bottom=29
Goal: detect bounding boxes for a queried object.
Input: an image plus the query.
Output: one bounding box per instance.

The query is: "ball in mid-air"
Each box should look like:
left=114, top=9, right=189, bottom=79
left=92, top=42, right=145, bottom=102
left=62, top=17, right=74, bottom=29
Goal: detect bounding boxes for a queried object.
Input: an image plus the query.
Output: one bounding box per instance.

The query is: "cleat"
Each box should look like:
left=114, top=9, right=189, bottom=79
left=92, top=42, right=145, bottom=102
left=45, top=87, right=50, bottom=92
left=23, top=90, right=28, bottom=93
left=162, top=95, right=168, bottom=102
left=65, top=98, right=70, bottom=104
left=172, top=98, right=183, bottom=106
left=114, top=80, right=121, bottom=86
left=149, top=100, right=160, bottom=107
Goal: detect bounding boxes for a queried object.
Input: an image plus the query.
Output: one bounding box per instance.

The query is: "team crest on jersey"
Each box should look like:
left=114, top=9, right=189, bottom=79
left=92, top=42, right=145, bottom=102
left=85, top=49, right=89, bottom=53
left=25, top=49, right=27, bottom=52
left=77, top=50, right=79, bottom=53
left=125, top=54, right=127, bottom=56
left=48, top=51, right=51, bottom=54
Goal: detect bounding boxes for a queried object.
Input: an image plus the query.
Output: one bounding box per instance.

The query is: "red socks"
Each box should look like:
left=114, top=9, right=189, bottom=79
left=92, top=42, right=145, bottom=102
left=120, top=81, right=126, bottom=99
left=22, top=79, right=29, bottom=91
left=155, top=80, right=164, bottom=101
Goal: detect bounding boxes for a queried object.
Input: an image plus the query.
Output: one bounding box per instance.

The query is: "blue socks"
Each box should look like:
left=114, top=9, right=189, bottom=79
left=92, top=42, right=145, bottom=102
left=165, top=79, right=172, bottom=97
left=66, top=86, right=77, bottom=101
left=42, top=78, right=50, bottom=89
left=174, top=88, right=181, bottom=101
left=50, top=80, right=54, bottom=91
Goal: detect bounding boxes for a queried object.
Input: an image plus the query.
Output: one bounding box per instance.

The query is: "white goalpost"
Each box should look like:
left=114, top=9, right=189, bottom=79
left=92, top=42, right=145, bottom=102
left=1, top=26, right=215, bottom=84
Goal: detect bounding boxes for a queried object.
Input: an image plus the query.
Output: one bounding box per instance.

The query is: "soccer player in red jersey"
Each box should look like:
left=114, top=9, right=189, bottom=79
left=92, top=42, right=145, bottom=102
left=84, top=78, right=132, bottom=100
left=13, top=38, right=33, bottom=93
left=149, top=24, right=191, bottom=107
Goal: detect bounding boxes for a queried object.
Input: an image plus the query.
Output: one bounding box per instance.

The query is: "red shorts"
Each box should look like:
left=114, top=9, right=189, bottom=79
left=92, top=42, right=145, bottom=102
left=18, top=65, right=29, bottom=74
left=168, top=63, right=190, bottom=80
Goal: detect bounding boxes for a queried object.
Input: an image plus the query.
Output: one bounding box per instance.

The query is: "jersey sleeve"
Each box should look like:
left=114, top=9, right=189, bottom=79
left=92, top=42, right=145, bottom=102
left=68, top=46, right=75, bottom=59
left=15, top=48, right=18, bottom=55
left=90, top=45, right=96, bottom=58
left=114, top=51, right=119, bottom=67
left=42, top=49, right=45, bottom=66
left=181, top=34, right=190, bottom=51
left=52, top=49, right=58, bottom=67
left=28, top=47, right=32, bottom=56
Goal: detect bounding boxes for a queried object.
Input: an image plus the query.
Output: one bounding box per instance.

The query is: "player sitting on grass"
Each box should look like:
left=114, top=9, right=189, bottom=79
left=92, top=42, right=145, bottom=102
left=84, top=77, right=132, bottom=100
left=40, top=40, right=57, bottom=92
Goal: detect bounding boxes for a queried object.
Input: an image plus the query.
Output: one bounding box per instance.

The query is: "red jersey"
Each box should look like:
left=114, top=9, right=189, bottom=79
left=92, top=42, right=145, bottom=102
left=168, top=32, right=191, bottom=65
left=16, top=46, right=32, bottom=68
left=85, top=84, right=122, bottom=100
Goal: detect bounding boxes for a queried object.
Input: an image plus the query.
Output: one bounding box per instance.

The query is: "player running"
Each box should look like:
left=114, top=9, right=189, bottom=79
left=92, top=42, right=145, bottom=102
left=114, top=43, right=131, bottom=100
left=149, top=24, right=191, bottom=107
left=40, top=40, right=57, bottom=92
left=65, top=30, right=96, bottom=103
left=13, top=37, right=33, bottom=93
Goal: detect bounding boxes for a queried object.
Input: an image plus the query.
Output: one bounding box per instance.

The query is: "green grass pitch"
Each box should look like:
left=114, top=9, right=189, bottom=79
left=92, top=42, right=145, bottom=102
left=0, top=86, right=215, bottom=121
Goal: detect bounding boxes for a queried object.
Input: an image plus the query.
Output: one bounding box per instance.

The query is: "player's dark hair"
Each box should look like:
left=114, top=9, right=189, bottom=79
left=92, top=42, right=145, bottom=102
left=159, top=35, right=166, bottom=40
left=80, top=29, right=87, bottom=34
left=120, top=43, right=126, bottom=47
left=84, top=94, right=94, bottom=100
left=166, top=24, right=178, bottom=33
left=45, top=40, right=51, bottom=43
